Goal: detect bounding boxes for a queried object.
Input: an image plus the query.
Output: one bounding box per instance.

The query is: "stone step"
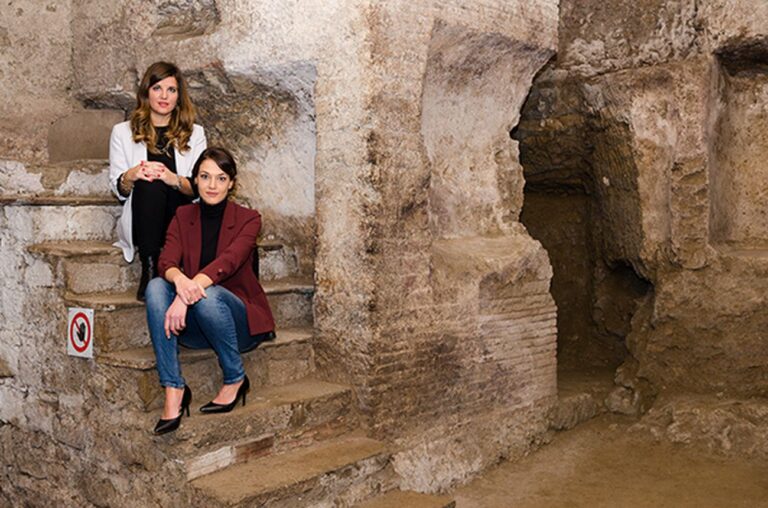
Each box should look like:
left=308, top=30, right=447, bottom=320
left=2, top=201, right=120, bottom=243
left=97, top=328, right=315, bottom=411
left=165, top=379, right=356, bottom=480
left=0, top=194, right=115, bottom=207
left=191, top=435, right=391, bottom=507
left=29, top=239, right=300, bottom=294
left=63, top=276, right=314, bottom=305
left=61, top=277, right=314, bottom=352
left=28, top=238, right=287, bottom=258
left=355, top=491, right=456, bottom=508
left=30, top=240, right=139, bottom=294
left=551, top=368, right=615, bottom=431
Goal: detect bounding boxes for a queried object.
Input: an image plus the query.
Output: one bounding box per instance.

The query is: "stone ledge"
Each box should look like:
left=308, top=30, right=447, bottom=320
left=356, top=490, right=455, bottom=508
left=29, top=238, right=285, bottom=258
left=64, top=290, right=144, bottom=310
left=264, top=276, right=315, bottom=294
left=191, top=435, right=389, bottom=506
left=29, top=240, right=124, bottom=258
left=176, top=379, right=354, bottom=479
left=0, top=194, right=116, bottom=207
left=62, top=277, right=314, bottom=309
left=98, top=327, right=312, bottom=370
left=713, top=244, right=768, bottom=259
left=550, top=368, right=615, bottom=431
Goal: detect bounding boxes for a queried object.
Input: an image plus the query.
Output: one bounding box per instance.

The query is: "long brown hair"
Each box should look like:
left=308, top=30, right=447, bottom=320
left=129, top=61, right=196, bottom=153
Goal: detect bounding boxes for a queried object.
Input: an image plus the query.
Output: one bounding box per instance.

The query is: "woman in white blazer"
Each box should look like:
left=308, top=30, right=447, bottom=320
left=109, top=61, right=207, bottom=299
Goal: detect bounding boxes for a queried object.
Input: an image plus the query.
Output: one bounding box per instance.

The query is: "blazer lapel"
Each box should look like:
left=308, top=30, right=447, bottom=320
left=187, top=205, right=202, bottom=274
left=175, top=145, right=190, bottom=177
left=216, top=201, right=237, bottom=258
left=132, top=138, right=147, bottom=166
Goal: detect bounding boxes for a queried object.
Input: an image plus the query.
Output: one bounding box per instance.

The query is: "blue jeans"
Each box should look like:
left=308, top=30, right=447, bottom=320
left=145, top=278, right=262, bottom=388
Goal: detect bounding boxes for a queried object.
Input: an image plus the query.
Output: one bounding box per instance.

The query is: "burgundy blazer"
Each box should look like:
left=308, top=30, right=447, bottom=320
left=158, top=201, right=275, bottom=336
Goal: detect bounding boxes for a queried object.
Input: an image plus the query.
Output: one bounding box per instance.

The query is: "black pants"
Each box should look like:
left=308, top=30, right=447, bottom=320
left=132, top=180, right=191, bottom=256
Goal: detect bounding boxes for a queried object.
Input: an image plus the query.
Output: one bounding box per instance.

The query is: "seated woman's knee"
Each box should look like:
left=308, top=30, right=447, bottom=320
left=193, top=285, right=228, bottom=312
left=145, top=277, right=171, bottom=303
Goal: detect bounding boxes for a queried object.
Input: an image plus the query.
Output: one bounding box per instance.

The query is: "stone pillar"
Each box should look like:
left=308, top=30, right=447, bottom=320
left=313, top=0, right=560, bottom=490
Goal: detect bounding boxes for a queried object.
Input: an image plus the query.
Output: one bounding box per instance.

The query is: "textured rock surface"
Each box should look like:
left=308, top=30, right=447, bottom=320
left=10, top=0, right=768, bottom=504
left=632, top=393, right=768, bottom=460
left=310, top=0, right=559, bottom=491
left=551, top=368, right=615, bottom=430
left=48, top=110, right=124, bottom=163
left=0, top=1, right=78, bottom=163
left=1, top=0, right=560, bottom=504
left=518, top=0, right=768, bottom=399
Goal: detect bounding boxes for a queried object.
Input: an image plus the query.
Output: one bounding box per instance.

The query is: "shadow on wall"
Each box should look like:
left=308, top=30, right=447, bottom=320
left=0, top=355, right=12, bottom=378
left=710, top=42, right=768, bottom=250
left=514, top=65, right=653, bottom=371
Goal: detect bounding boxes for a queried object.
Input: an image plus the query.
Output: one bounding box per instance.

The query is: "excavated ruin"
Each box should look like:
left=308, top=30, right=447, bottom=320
left=2, top=0, right=768, bottom=506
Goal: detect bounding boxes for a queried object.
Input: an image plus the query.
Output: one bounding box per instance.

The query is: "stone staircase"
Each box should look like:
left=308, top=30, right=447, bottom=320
left=14, top=167, right=455, bottom=507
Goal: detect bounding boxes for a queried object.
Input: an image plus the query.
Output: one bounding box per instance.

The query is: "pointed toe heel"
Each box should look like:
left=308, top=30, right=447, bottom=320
left=153, top=385, right=192, bottom=435
left=199, top=375, right=250, bottom=414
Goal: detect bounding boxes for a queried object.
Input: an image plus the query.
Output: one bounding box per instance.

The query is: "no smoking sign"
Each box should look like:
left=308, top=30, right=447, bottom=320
left=67, top=307, right=94, bottom=358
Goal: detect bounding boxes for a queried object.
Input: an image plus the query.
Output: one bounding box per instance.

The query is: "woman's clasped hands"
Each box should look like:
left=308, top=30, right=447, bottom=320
left=137, top=161, right=181, bottom=187
left=164, top=275, right=207, bottom=338
left=175, top=274, right=207, bottom=305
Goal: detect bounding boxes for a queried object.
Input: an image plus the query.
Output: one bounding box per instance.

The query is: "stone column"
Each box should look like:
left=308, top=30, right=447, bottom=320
left=313, top=0, right=560, bottom=490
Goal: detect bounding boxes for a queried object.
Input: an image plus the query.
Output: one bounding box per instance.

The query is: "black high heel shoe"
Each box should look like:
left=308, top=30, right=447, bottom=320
left=153, top=385, right=192, bottom=435
left=199, top=375, right=250, bottom=414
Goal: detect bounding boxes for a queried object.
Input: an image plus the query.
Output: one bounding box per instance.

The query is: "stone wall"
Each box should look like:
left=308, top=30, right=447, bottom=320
left=0, top=0, right=79, bottom=162
left=518, top=0, right=768, bottom=397
left=313, top=0, right=560, bottom=490
left=0, top=0, right=560, bottom=501
left=67, top=0, right=322, bottom=267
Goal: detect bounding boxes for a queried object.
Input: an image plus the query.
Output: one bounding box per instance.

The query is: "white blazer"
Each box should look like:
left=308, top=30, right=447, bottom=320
left=108, top=121, right=207, bottom=262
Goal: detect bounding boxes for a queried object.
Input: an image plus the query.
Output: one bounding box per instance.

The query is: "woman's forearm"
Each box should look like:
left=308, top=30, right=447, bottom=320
left=164, top=266, right=185, bottom=284
left=117, top=165, right=140, bottom=196
left=175, top=174, right=195, bottom=197
left=192, top=273, right=214, bottom=289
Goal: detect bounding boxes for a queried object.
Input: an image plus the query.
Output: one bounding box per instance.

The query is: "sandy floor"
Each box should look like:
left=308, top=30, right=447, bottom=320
left=452, top=415, right=768, bottom=508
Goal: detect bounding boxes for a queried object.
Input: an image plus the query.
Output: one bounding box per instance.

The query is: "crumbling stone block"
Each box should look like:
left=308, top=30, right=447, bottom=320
left=47, top=110, right=124, bottom=163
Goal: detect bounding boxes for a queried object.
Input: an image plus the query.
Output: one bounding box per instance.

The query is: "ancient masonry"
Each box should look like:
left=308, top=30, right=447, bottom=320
left=0, top=1, right=558, bottom=506
left=6, top=0, right=768, bottom=506
left=517, top=0, right=768, bottom=450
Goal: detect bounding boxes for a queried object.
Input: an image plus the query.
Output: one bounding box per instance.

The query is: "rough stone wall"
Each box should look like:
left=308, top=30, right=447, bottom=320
left=69, top=0, right=320, bottom=266
left=1, top=0, right=560, bottom=501
left=0, top=0, right=80, bottom=162
left=313, top=0, right=560, bottom=490
left=519, top=0, right=768, bottom=396
left=0, top=167, right=130, bottom=505
left=0, top=2, right=351, bottom=504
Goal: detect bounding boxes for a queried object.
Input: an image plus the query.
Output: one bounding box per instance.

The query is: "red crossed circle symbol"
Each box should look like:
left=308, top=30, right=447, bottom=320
left=69, top=311, right=91, bottom=353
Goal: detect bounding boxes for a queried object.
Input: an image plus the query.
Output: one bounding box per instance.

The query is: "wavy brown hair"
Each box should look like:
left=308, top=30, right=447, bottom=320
left=129, top=61, right=196, bottom=153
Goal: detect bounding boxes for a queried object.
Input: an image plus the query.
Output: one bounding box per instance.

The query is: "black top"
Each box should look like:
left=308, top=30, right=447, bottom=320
left=200, top=199, right=228, bottom=270
left=148, top=126, right=176, bottom=173
left=117, top=126, right=179, bottom=198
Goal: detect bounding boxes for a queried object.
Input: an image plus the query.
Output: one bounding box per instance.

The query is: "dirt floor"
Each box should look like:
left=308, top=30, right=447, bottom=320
left=452, top=414, right=768, bottom=508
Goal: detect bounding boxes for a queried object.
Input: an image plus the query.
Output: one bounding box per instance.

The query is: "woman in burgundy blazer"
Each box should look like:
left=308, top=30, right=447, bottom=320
left=145, top=147, right=275, bottom=435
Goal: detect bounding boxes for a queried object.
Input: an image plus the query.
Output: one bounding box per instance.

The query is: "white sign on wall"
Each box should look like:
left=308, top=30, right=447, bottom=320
left=67, top=307, right=93, bottom=359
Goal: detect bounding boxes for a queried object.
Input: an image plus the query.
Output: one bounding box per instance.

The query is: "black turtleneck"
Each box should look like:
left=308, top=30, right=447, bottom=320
left=200, top=199, right=228, bottom=270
